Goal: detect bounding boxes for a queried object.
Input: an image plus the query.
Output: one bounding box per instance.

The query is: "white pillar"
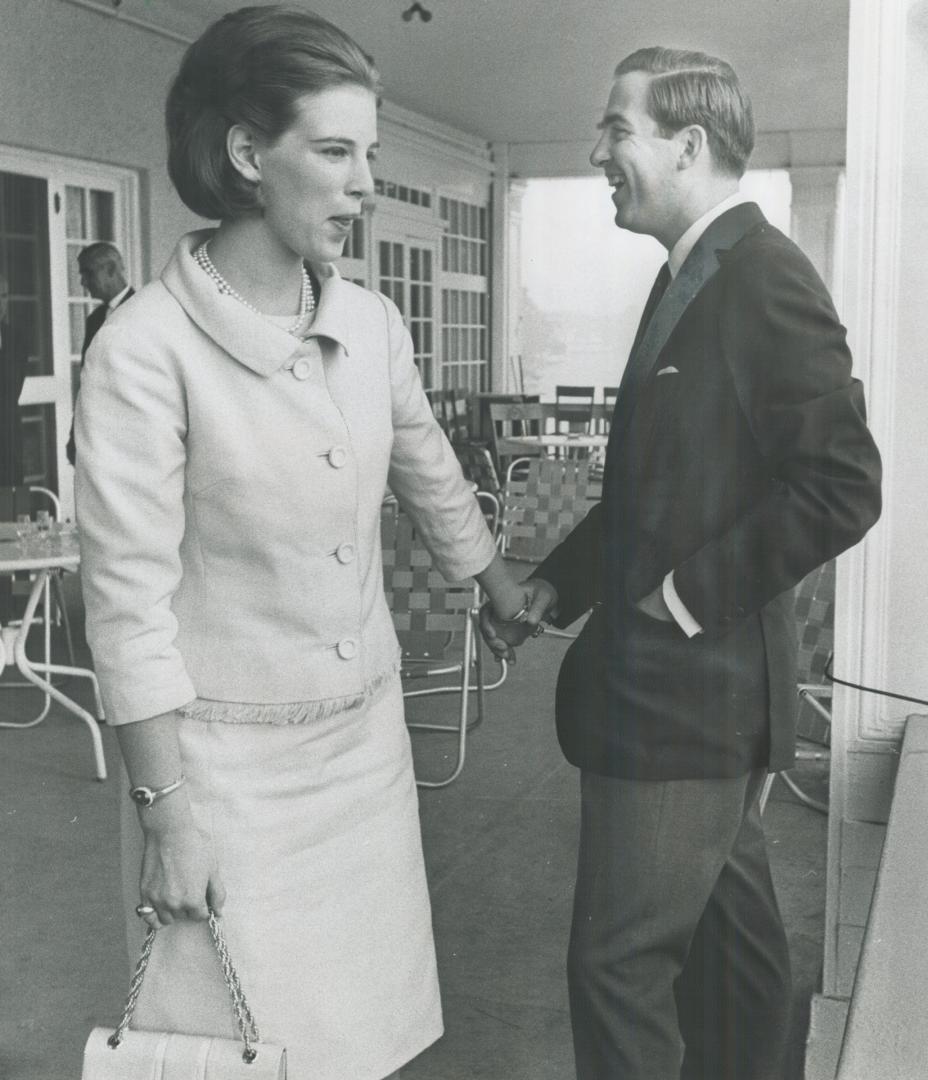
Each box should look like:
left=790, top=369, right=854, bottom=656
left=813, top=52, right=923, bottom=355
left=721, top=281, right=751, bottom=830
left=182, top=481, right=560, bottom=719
left=490, top=145, right=528, bottom=393
left=809, top=2, right=928, bottom=1075
left=789, top=166, right=843, bottom=294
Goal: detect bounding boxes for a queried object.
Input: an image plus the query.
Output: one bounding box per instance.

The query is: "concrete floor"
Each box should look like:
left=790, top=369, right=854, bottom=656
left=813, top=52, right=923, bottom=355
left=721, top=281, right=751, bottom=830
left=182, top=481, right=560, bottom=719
left=0, top=620, right=827, bottom=1080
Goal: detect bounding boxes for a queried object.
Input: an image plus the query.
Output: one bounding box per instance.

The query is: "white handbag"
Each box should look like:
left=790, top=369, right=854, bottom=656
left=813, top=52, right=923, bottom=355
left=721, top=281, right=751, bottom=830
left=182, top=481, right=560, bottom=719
left=82, top=910, right=287, bottom=1079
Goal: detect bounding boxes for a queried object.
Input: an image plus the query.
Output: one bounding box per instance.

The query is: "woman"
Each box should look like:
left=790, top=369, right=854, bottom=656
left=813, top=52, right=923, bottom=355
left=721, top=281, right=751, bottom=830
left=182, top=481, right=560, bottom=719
left=75, top=7, right=527, bottom=1079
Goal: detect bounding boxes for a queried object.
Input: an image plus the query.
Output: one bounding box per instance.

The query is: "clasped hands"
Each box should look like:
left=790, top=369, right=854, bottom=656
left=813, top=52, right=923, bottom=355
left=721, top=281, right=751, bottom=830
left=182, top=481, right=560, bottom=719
left=479, top=578, right=558, bottom=663
left=480, top=580, right=675, bottom=663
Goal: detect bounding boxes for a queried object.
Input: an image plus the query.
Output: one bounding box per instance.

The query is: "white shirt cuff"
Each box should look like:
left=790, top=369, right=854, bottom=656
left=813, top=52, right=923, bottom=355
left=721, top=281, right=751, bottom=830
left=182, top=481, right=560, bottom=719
left=662, top=571, right=703, bottom=638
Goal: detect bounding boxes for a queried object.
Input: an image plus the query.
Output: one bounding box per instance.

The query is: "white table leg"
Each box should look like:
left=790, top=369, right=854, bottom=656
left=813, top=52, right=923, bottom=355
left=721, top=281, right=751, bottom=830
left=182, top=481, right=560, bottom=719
left=7, top=569, right=107, bottom=781
left=0, top=572, right=52, bottom=728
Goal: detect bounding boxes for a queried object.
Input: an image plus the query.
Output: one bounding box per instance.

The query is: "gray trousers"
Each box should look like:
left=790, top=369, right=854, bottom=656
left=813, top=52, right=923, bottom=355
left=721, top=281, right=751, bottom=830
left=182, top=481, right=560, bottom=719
left=568, top=769, right=791, bottom=1080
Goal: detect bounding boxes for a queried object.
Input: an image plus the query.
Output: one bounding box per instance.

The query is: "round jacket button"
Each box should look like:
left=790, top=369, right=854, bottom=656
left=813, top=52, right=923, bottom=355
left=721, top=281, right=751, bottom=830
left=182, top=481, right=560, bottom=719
left=291, top=358, right=311, bottom=381
left=327, top=446, right=348, bottom=468
left=335, top=542, right=356, bottom=564
left=336, top=637, right=358, bottom=660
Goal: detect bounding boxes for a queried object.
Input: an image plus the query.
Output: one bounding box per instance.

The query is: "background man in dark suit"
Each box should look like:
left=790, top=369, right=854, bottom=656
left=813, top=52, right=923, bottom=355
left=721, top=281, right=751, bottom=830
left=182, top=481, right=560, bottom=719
left=66, top=242, right=133, bottom=466
left=482, top=48, right=881, bottom=1080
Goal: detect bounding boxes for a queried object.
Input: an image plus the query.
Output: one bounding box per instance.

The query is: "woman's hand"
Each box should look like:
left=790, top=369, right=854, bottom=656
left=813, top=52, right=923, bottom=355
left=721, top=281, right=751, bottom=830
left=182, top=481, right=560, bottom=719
left=117, top=711, right=224, bottom=929
left=137, top=799, right=225, bottom=928
left=478, top=577, right=559, bottom=663
left=474, top=551, right=530, bottom=624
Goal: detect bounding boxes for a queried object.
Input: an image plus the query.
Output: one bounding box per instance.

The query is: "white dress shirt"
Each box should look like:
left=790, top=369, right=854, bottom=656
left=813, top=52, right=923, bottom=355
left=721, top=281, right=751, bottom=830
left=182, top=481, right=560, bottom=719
left=107, top=284, right=133, bottom=314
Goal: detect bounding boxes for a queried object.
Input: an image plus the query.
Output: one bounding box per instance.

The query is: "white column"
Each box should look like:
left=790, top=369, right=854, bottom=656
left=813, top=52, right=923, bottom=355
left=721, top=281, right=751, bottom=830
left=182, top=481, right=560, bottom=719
left=506, top=182, right=527, bottom=393
left=815, top=0, right=928, bottom=1047
left=489, top=143, right=526, bottom=393
left=489, top=144, right=508, bottom=391
left=789, top=166, right=843, bottom=294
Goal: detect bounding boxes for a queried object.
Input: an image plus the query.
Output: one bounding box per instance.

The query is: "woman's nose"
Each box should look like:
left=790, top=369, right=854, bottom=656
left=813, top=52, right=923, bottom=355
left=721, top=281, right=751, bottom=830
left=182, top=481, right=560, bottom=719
left=350, top=155, right=375, bottom=199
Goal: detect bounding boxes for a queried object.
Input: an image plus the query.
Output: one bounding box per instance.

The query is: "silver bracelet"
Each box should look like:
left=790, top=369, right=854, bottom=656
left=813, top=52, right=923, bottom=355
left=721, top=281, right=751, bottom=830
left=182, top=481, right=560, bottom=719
left=129, top=775, right=186, bottom=809
left=497, top=604, right=529, bottom=623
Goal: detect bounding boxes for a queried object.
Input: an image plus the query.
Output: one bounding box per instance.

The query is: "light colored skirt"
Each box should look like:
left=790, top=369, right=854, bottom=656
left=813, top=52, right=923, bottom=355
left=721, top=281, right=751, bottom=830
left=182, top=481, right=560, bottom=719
left=121, top=675, right=442, bottom=1080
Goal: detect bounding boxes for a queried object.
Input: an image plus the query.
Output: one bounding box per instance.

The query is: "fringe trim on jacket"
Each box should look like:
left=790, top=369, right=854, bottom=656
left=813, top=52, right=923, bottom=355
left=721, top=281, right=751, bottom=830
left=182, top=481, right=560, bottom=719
left=177, top=660, right=401, bottom=725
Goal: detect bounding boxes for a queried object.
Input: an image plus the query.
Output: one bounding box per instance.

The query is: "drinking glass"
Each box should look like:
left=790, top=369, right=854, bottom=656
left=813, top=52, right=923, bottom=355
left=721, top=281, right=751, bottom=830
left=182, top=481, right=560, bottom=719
left=15, top=514, right=34, bottom=553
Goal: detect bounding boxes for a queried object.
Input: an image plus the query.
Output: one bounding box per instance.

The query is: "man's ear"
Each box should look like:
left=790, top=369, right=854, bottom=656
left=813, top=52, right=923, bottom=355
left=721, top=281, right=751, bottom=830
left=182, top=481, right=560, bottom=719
left=226, top=124, right=262, bottom=185
left=676, top=124, right=708, bottom=171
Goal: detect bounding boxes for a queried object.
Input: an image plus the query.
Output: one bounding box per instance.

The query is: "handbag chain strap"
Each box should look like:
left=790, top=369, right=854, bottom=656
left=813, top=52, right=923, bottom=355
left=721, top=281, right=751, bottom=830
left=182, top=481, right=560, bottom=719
left=107, top=909, right=261, bottom=1064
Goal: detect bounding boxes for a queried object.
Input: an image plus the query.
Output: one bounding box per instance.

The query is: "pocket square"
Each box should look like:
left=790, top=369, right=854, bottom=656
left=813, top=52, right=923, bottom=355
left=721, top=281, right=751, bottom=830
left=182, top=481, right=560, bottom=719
left=656, top=365, right=679, bottom=376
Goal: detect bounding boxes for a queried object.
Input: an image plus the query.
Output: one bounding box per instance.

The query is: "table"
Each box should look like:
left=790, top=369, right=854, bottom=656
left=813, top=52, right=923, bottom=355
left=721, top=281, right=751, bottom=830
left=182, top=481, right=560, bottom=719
left=505, top=433, right=610, bottom=452
left=0, top=536, right=107, bottom=780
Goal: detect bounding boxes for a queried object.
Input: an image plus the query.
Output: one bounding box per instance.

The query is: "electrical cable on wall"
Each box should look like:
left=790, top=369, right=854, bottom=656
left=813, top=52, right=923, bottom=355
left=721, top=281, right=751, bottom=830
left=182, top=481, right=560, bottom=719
left=825, top=655, right=928, bottom=708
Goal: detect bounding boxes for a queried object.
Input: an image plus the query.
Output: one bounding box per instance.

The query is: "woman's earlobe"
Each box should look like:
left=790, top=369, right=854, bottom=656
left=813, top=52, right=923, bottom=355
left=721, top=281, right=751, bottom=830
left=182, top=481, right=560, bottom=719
left=226, top=124, right=262, bottom=184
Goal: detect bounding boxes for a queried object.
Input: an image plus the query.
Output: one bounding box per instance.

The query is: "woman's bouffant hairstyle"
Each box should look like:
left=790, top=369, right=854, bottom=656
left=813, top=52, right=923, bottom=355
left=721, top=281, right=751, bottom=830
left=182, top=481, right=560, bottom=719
left=166, top=5, right=381, bottom=220
left=614, top=47, right=754, bottom=178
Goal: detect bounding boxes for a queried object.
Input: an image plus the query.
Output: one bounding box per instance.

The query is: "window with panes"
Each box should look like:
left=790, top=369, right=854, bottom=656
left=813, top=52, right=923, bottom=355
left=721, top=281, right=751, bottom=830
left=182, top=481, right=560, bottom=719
left=439, top=196, right=489, bottom=392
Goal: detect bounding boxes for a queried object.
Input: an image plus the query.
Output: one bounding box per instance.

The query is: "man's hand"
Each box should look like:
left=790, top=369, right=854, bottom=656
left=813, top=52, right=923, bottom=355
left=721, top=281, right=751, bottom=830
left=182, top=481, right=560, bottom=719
left=636, top=584, right=674, bottom=622
left=479, top=578, right=559, bottom=663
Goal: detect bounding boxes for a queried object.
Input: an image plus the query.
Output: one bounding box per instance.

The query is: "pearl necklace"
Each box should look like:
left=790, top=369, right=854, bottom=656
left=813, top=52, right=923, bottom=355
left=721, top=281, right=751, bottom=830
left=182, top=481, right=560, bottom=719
left=194, top=242, right=315, bottom=335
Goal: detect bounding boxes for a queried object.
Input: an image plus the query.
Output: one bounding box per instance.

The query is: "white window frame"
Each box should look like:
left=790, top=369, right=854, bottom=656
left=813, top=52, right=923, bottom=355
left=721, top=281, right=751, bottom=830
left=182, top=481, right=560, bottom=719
left=373, top=203, right=444, bottom=391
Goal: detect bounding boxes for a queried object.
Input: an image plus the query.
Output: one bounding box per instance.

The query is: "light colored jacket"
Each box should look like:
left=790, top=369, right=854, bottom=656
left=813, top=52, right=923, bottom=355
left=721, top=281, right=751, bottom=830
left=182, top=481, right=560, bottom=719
left=75, top=231, right=496, bottom=725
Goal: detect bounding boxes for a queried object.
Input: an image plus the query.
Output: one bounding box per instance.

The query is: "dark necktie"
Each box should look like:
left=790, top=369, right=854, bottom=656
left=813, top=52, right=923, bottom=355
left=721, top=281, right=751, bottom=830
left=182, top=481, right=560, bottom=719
left=601, top=263, right=671, bottom=481
left=625, top=262, right=671, bottom=375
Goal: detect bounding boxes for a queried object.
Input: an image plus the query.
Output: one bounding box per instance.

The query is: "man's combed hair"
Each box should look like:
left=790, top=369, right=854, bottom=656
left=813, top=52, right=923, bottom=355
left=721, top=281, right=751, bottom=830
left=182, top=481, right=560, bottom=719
left=166, top=5, right=381, bottom=221
left=79, top=242, right=124, bottom=272
left=615, top=47, right=754, bottom=178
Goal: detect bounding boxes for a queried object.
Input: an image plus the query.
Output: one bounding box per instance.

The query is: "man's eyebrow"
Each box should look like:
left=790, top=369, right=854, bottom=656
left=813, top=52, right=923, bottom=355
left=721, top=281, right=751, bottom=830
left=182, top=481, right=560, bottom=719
left=597, top=112, right=629, bottom=131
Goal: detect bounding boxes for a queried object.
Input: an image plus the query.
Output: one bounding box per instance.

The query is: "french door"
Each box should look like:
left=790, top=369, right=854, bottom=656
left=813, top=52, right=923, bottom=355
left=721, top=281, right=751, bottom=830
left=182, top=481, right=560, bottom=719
left=377, top=232, right=439, bottom=391
left=0, top=147, right=139, bottom=517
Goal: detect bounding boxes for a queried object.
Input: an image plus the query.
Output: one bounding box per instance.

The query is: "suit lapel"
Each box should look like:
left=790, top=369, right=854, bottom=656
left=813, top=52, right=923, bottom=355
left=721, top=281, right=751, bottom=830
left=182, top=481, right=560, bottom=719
left=609, top=202, right=767, bottom=447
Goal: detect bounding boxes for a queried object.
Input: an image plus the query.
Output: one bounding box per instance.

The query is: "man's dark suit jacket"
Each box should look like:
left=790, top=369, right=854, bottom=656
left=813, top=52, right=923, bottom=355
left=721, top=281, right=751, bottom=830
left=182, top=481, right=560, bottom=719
left=67, top=289, right=134, bottom=466
left=535, top=203, right=881, bottom=781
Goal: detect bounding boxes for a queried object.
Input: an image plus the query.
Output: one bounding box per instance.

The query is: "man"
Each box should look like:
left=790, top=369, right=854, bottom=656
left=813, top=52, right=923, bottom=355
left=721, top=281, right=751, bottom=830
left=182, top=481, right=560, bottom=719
left=482, top=48, right=881, bottom=1080
left=66, top=242, right=133, bottom=465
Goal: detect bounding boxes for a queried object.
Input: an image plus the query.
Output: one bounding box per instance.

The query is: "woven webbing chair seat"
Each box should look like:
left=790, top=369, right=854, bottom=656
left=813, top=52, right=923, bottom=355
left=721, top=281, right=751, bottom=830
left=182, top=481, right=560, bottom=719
left=501, top=457, right=602, bottom=564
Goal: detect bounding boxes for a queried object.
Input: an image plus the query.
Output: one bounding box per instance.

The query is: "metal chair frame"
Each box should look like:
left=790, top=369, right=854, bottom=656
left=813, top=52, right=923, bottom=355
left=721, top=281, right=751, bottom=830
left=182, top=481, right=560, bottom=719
left=382, top=494, right=506, bottom=788
left=760, top=561, right=835, bottom=815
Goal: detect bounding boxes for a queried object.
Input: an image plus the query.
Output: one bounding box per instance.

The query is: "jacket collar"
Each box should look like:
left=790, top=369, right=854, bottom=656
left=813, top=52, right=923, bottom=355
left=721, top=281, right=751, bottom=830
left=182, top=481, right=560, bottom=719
left=606, top=202, right=767, bottom=449
left=161, top=230, right=353, bottom=378
left=633, top=201, right=767, bottom=373
left=683, top=199, right=766, bottom=272
left=107, top=284, right=134, bottom=312
left=667, top=192, right=751, bottom=278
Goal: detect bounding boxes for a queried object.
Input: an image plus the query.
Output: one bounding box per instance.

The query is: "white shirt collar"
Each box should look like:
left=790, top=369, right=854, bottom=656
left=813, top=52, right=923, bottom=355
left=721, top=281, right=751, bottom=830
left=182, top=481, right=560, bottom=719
left=668, top=192, right=748, bottom=279
left=108, top=285, right=132, bottom=311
